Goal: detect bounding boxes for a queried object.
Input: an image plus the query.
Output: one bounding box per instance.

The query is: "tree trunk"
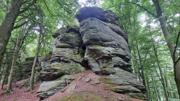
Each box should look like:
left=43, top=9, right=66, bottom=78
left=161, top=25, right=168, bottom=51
left=135, top=42, right=145, bottom=85
left=6, top=37, right=21, bottom=91
left=0, top=56, right=11, bottom=89
left=151, top=74, right=161, bottom=101
left=152, top=40, right=169, bottom=101
left=152, top=0, right=180, bottom=97
left=145, top=75, right=150, bottom=101
left=6, top=27, right=27, bottom=91
left=0, top=0, right=23, bottom=66
left=175, top=61, right=180, bottom=97
left=0, top=65, right=5, bottom=89
left=29, top=33, right=41, bottom=90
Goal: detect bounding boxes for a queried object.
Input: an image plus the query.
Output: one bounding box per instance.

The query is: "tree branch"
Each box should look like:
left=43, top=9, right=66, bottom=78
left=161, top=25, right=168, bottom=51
left=43, top=0, right=54, bottom=16
left=175, top=57, right=180, bottom=65
left=174, top=31, right=180, bottom=64
left=126, top=2, right=157, bottom=17
left=13, top=21, right=28, bottom=29
left=19, top=0, right=37, bottom=14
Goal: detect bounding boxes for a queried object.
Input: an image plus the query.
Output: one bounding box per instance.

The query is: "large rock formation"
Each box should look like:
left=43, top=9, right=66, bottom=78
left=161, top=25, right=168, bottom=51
left=80, top=17, right=131, bottom=73
left=38, top=7, right=146, bottom=101
left=38, top=26, right=85, bottom=98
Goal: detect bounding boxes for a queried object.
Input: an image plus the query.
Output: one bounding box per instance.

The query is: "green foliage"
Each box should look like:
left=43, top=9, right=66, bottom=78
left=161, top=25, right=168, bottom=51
left=102, top=0, right=179, bottom=100
left=0, top=0, right=179, bottom=100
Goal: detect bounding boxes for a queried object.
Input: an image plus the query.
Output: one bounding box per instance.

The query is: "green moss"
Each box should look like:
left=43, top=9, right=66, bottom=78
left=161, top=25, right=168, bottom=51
left=56, top=92, right=105, bottom=101
left=51, top=63, right=85, bottom=74
left=99, top=77, right=114, bottom=84
left=99, top=77, right=119, bottom=91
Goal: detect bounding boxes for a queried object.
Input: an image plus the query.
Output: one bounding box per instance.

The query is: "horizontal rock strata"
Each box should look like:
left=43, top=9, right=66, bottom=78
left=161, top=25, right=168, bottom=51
left=38, top=7, right=146, bottom=100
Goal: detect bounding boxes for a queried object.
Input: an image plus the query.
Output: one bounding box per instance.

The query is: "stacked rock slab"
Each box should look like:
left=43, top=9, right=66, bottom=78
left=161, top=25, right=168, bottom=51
left=38, top=26, right=85, bottom=99
left=77, top=7, right=132, bottom=73
left=50, top=26, right=84, bottom=73
left=76, top=7, right=145, bottom=99
left=38, top=7, right=146, bottom=100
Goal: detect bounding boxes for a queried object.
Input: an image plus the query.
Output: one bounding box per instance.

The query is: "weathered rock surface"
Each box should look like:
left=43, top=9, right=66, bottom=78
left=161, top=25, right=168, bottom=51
left=100, top=68, right=146, bottom=99
left=80, top=18, right=131, bottom=72
left=50, top=26, right=85, bottom=76
left=76, top=7, right=119, bottom=25
left=38, top=7, right=146, bottom=101
left=38, top=26, right=84, bottom=98
left=38, top=75, right=73, bottom=99
left=44, top=71, right=145, bottom=101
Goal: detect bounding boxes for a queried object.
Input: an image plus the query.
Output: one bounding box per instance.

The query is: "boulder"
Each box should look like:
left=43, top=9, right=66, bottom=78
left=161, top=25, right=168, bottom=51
left=39, top=69, right=65, bottom=81
left=100, top=68, right=145, bottom=92
left=38, top=75, right=74, bottom=99
left=79, top=18, right=131, bottom=72
left=38, top=25, right=84, bottom=95
left=50, top=62, right=85, bottom=74
left=53, top=26, right=82, bottom=48
left=99, top=68, right=146, bottom=99
left=80, top=18, right=128, bottom=48
left=51, top=48, right=82, bottom=63
left=76, top=7, right=119, bottom=25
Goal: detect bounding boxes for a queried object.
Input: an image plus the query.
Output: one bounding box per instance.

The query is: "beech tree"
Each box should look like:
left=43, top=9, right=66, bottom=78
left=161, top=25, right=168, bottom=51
left=103, top=0, right=179, bottom=100
left=152, top=0, right=180, bottom=96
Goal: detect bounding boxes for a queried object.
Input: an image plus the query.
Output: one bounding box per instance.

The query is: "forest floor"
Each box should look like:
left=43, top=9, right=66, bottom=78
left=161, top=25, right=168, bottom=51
left=44, top=71, right=142, bottom=101
left=0, top=81, right=40, bottom=101
left=0, top=71, right=142, bottom=101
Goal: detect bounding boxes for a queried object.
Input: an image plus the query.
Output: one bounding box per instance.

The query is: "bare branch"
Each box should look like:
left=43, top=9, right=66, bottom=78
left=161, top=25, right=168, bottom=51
left=126, top=2, right=157, bottom=17
left=175, top=57, right=180, bottom=65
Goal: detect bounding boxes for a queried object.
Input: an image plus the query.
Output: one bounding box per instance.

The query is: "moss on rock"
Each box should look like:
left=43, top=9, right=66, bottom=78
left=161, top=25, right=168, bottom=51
left=51, top=63, right=85, bottom=74
left=56, top=92, right=105, bottom=101
left=99, top=77, right=114, bottom=84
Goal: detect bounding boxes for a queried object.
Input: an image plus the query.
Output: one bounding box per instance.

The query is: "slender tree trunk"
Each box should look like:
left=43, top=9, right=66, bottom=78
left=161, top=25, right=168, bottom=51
left=152, top=0, right=180, bottom=96
left=131, top=46, right=142, bottom=80
left=175, top=61, right=180, bottom=96
left=6, top=27, right=27, bottom=91
left=152, top=40, right=169, bottom=101
left=29, top=55, right=38, bottom=90
left=0, top=0, right=23, bottom=66
left=0, top=65, right=4, bottom=81
left=1, top=67, right=7, bottom=89
left=136, top=42, right=145, bottom=85
left=135, top=41, right=151, bottom=100
left=29, top=7, right=44, bottom=90
left=151, top=74, right=161, bottom=101
left=6, top=37, right=21, bottom=91
left=0, top=65, right=5, bottom=89
left=29, top=34, right=41, bottom=90
left=164, top=66, right=171, bottom=97
left=1, top=59, right=11, bottom=89
left=144, top=75, right=150, bottom=101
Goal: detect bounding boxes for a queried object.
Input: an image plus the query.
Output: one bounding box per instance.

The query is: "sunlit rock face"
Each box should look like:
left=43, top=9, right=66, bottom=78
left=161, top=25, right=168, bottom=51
left=38, top=7, right=146, bottom=100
